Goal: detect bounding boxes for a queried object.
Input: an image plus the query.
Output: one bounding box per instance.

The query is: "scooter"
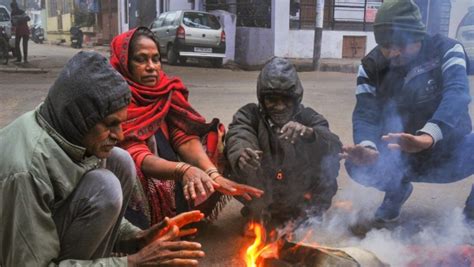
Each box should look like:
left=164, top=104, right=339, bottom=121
left=70, top=26, right=83, bottom=49
left=30, top=24, right=44, bottom=44
left=0, top=26, right=9, bottom=65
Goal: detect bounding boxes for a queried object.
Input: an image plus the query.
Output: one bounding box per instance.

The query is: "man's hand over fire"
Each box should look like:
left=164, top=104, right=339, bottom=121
left=279, top=121, right=314, bottom=143
left=214, top=175, right=264, bottom=201
left=340, top=145, right=379, bottom=165
left=382, top=133, right=433, bottom=153
left=238, top=148, right=263, bottom=170
left=128, top=211, right=205, bottom=266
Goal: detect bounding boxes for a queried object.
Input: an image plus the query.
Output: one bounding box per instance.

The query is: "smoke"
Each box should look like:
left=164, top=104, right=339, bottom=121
left=290, top=182, right=473, bottom=266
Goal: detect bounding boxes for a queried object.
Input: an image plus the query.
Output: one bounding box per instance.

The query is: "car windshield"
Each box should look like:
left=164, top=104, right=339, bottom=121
left=0, top=8, right=10, bottom=22
left=183, top=12, right=220, bottom=30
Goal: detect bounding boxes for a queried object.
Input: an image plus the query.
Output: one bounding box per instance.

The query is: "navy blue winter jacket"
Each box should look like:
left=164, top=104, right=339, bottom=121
left=353, top=34, right=471, bottom=150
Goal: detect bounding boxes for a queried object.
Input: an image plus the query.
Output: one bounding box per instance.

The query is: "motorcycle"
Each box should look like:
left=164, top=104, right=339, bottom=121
left=70, top=26, right=83, bottom=49
left=0, top=26, right=9, bottom=65
left=30, top=24, right=44, bottom=44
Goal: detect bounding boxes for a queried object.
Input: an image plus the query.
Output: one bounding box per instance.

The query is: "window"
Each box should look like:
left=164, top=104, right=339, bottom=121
left=49, top=0, right=58, bottom=17
left=162, top=12, right=176, bottom=26
left=290, top=0, right=316, bottom=29
left=152, top=13, right=166, bottom=28
left=460, top=10, right=474, bottom=27
left=183, top=12, right=220, bottom=30
left=0, top=8, right=10, bottom=22
left=324, top=0, right=383, bottom=31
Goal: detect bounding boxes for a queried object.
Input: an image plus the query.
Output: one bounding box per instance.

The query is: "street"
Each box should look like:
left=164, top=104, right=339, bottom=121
left=1, top=42, right=473, bottom=266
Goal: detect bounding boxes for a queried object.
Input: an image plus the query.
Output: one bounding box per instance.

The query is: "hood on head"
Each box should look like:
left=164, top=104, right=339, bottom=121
left=39, top=51, right=131, bottom=146
left=257, top=57, right=303, bottom=106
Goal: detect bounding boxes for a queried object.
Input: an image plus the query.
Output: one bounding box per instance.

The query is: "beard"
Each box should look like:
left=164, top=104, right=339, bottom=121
left=268, top=110, right=293, bottom=127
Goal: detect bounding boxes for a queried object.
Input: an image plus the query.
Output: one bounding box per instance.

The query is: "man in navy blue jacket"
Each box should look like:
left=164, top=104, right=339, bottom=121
left=341, top=0, right=474, bottom=224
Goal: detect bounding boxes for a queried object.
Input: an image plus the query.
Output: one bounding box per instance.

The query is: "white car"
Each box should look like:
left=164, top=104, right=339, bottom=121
left=456, top=6, right=474, bottom=74
left=150, top=10, right=226, bottom=67
left=0, top=5, right=11, bottom=38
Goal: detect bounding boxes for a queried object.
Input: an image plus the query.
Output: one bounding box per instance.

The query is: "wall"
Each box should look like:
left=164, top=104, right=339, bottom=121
left=235, top=27, right=273, bottom=66
left=286, top=29, right=376, bottom=59
left=210, top=10, right=236, bottom=63
left=169, top=0, right=192, bottom=11
left=449, top=0, right=473, bottom=39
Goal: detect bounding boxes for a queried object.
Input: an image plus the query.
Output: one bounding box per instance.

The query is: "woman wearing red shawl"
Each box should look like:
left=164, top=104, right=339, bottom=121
left=110, top=27, right=263, bottom=229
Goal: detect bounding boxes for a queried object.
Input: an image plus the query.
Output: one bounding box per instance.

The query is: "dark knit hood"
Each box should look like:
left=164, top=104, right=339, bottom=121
left=374, top=0, right=426, bottom=45
left=39, top=51, right=131, bottom=146
left=257, top=57, right=303, bottom=106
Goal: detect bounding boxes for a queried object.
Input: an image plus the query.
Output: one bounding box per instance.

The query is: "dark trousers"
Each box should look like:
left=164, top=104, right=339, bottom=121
left=15, top=34, right=28, bottom=61
left=346, top=133, right=474, bottom=209
left=53, top=147, right=135, bottom=261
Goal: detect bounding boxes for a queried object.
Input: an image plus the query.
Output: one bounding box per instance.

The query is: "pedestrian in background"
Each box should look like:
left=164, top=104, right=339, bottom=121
left=10, top=1, right=29, bottom=63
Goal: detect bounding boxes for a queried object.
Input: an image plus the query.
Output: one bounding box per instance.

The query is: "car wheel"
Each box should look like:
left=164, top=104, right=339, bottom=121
left=210, top=58, right=223, bottom=68
left=179, top=56, right=187, bottom=65
left=167, top=44, right=178, bottom=65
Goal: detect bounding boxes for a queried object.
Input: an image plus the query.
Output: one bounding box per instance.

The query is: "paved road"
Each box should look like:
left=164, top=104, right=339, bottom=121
left=1, top=42, right=473, bottom=266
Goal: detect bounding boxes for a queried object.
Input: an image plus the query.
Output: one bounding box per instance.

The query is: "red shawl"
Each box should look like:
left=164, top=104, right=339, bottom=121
left=110, top=28, right=219, bottom=226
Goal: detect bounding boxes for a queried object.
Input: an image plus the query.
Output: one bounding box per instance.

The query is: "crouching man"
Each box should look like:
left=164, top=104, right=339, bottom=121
left=225, top=57, right=342, bottom=230
left=0, top=51, right=205, bottom=266
left=341, top=0, right=474, bottom=225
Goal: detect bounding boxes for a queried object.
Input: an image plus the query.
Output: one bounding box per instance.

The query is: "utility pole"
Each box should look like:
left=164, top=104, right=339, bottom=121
left=312, top=0, right=324, bottom=70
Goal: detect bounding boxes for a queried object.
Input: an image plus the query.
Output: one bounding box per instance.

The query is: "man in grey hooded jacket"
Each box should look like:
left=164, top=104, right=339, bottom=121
left=0, top=51, right=205, bottom=266
left=225, top=57, right=342, bottom=229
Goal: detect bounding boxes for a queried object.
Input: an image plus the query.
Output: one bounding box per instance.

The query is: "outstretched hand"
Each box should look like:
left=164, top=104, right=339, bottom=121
left=238, top=148, right=263, bottom=170
left=128, top=211, right=205, bottom=267
left=279, top=121, right=314, bottom=143
left=340, top=145, right=379, bottom=166
left=382, top=133, right=433, bottom=153
left=182, top=167, right=217, bottom=201
left=214, top=176, right=264, bottom=201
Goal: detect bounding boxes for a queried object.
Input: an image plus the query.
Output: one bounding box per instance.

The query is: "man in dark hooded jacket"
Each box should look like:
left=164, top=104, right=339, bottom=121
left=0, top=51, right=205, bottom=266
left=225, top=57, right=342, bottom=229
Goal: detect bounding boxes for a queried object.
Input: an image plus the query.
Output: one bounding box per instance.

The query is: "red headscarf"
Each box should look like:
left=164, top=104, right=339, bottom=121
left=110, top=27, right=216, bottom=146
left=110, top=28, right=221, bottom=226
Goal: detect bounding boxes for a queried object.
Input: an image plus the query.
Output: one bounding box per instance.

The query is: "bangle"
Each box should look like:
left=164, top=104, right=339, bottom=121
left=210, top=173, right=223, bottom=181
left=175, top=162, right=192, bottom=180
left=205, top=167, right=219, bottom=176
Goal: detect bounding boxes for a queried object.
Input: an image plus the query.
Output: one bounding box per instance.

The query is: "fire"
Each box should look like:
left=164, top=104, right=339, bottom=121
left=244, top=222, right=279, bottom=267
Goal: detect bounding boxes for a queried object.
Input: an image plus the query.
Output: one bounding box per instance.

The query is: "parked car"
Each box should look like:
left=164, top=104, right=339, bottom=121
left=150, top=10, right=226, bottom=67
left=0, top=5, right=11, bottom=38
left=0, top=5, right=16, bottom=57
left=456, top=6, right=474, bottom=74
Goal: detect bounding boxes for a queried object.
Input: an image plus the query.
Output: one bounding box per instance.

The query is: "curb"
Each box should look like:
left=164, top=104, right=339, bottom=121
left=0, top=67, right=49, bottom=74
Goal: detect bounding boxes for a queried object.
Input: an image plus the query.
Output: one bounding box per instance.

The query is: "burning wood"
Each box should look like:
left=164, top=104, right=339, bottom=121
left=244, top=222, right=387, bottom=267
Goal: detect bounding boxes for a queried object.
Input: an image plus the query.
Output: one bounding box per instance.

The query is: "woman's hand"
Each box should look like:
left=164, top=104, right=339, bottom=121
left=213, top=176, right=264, bottom=201
left=182, top=167, right=217, bottom=200
left=128, top=223, right=204, bottom=267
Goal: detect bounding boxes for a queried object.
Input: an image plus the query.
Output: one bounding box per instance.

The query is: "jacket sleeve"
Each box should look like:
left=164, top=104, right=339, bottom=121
left=421, top=41, right=471, bottom=142
left=225, top=104, right=261, bottom=179
left=1, top=172, right=128, bottom=267
left=352, top=63, right=382, bottom=149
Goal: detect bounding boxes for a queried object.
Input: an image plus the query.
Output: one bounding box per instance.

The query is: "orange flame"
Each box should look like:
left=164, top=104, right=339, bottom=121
left=244, top=222, right=279, bottom=267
